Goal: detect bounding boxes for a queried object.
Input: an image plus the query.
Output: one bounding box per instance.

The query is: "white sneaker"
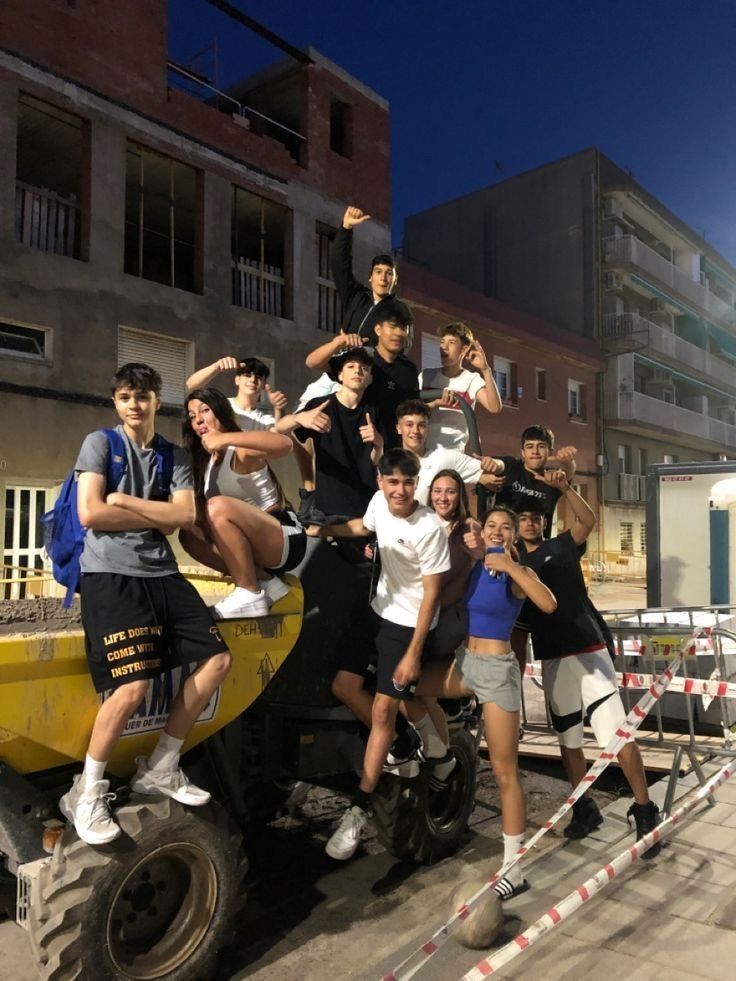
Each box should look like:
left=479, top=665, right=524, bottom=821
left=130, top=756, right=211, bottom=806
left=214, top=587, right=269, bottom=619
left=325, top=805, right=369, bottom=860
left=258, top=577, right=291, bottom=606
left=59, top=775, right=121, bottom=845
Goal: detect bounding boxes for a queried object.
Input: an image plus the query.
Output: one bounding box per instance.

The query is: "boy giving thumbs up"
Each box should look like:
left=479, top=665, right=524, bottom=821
left=276, top=346, right=383, bottom=524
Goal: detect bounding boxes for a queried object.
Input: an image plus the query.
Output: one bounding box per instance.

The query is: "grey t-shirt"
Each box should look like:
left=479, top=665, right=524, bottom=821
left=74, top=427, right=193, bottom=577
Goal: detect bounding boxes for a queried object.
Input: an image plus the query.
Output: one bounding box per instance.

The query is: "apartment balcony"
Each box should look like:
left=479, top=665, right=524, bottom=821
left=618, top=472, right=646, bottom=503
left=604, top=236, right=736, bottom=328
left=606, top=389, right=736, bottom=450
left=602, top=312, right=736, bottom=390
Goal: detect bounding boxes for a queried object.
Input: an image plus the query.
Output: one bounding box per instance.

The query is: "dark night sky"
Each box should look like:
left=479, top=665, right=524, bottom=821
left=169, top=0, right=736, bottom=264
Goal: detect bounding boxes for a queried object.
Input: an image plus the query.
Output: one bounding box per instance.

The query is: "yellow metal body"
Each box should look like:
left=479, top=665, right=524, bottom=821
left=0, top=576, right=303, bottom=777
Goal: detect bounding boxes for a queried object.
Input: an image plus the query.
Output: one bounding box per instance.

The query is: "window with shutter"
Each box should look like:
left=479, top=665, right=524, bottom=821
left=117, top=325, right=193, bottom=405
left=493, top=356, right=518, bottom=405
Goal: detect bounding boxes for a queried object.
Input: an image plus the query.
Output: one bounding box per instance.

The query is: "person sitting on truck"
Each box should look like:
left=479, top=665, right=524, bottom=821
left=181, top=388, right=304, bottom=619
left=420, top=323, right=502, bottom=451
left=396, top=399, right=502, bottom=504
left=491, top=425, right=577, bottom=538
left=309, top=449, right=456, bottom=861
left=415, top=506, right=556, bottom=899
left=275, top=346, right=383, bottom=526
left=185, top=355, right=287, bottom=431
left=515, top=473, right=662, bottom=854
left=303, top=299, right=420, bottom=451
left=60, top=362, right=232, bottom=846
left=292, top=205, right=399, bottom=411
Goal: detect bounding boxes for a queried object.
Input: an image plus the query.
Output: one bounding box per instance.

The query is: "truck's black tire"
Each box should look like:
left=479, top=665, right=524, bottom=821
left=29, top=797, right=246, bottom=981
left=372, top=728, right=477, bottom=865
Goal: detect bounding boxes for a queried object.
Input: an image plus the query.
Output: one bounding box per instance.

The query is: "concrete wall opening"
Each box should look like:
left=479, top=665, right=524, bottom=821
left=231, top=186, right=288, bottom=317
left=124, top=143, right=201, bottom=293
left=15, top=93, right=86, bottom=260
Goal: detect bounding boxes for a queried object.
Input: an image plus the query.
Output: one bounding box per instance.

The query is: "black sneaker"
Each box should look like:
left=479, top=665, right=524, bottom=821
left=297, top=488, right=315, bottom=524
left=564, top=796, right=603, bottom=839
left=627, top=801, right=662, bottom=859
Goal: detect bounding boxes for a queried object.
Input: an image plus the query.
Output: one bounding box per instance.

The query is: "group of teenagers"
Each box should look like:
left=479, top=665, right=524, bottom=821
left=61, top=204, right=662, bottom=903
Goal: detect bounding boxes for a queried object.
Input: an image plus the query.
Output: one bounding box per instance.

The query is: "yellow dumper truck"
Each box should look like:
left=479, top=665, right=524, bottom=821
left=0, top=539, right=478, bottom=980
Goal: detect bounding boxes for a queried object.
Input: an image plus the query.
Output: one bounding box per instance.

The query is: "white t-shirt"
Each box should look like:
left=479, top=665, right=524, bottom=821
left=420, top=367, right=486, bottom=450
left=363, top=491, right=450, bottom=628
left=415, top=446, right=483, bottom=505
left=295, top=373, right=339, bottom=412
left=228, top=398, right=275, bottom=431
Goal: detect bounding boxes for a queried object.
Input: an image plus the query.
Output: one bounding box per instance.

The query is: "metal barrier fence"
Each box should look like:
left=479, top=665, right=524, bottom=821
left=581, top=550, right=646, bottom=582
left=523, top=603, right=736, bottom=817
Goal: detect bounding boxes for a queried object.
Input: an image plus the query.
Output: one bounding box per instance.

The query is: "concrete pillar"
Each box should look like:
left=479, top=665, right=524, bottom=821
left=88, top=121, right=126, bottom=284
left=201, top=171, right=232, bottom=301
left=0, top=79, right=19, bottom=249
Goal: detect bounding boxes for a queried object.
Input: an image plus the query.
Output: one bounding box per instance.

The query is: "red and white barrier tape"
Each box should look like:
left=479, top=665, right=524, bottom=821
left=381, top=629, right=704, bottom=981
left=461, top=753, right=736, bottom=979
left=523, top=662, right=736, bottom=700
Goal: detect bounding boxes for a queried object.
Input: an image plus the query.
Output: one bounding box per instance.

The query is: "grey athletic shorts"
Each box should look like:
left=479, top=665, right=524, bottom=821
left=455, top=648, right=521, bottom=713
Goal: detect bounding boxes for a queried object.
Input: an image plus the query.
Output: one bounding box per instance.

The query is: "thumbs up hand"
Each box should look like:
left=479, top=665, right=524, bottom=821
left=298, top=399, right=332, bottom=433
left=359, top=412, right=381, bottom=448
left=264, top=383, right=287, bottom=412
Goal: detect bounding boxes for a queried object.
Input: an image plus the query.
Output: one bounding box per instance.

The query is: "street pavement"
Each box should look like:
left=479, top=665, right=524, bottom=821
left=6, top=579, right=736, bottom=979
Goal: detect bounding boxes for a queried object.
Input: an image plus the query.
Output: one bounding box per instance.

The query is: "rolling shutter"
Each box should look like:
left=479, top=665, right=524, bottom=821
left=118, top=326, right=192, bottom=405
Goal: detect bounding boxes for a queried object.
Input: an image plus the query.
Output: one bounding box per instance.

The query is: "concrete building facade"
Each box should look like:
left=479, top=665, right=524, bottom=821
left=401, top=262, right=604, bottom=548
left=0, top=0, right=390, bottom=591
left=404, top=148, right=736, bottom=559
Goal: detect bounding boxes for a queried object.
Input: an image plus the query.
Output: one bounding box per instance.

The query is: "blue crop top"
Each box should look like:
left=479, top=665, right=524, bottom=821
left=465, top=562, right=525, bottom=641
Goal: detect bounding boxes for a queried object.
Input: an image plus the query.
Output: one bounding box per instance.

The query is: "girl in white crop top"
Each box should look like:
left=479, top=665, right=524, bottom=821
left=182, top=388, right=305, bottom=619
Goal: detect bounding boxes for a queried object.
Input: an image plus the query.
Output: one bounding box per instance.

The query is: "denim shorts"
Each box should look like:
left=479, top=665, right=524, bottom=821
left=455, top=648, right=521, bottom=712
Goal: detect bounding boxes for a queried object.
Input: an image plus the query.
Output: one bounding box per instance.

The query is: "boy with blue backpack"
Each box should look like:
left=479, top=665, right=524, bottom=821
left=57, top=362, right=231, bottom=845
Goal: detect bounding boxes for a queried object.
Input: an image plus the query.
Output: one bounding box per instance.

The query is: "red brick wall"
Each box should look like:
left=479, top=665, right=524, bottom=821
left=1, top=0, right=391, bottom=221
left=401, top=263, right=604, bottom=518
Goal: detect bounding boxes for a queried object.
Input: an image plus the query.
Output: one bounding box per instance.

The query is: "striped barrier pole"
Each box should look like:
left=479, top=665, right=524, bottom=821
left=524, top=663, right=736, bottom=701
left=381, top=630, right=703, bottom=981
left=461, top=753, right=736, bottom=979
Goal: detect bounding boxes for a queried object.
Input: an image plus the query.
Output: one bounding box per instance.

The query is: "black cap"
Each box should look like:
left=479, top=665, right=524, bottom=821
left=327, top=344, right=374, bottom=382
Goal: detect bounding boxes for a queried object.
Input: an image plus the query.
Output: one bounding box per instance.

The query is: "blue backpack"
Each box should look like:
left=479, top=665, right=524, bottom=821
left=42, top=429, right=175, bottom=607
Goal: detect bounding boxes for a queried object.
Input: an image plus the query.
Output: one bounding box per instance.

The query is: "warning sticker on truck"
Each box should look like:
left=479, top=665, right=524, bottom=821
left=100, top=663, right=220, bottom=736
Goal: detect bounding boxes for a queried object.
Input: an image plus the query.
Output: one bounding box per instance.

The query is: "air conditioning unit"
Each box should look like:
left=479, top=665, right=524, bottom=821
left=604, top=271, right=624, bottom=292
left=649, top=298, right=667, bottom=315
left=603, top=197, right=624, bottom=220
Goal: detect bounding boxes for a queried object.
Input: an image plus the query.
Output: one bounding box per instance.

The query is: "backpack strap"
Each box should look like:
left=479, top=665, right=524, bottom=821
left=152, top=434, right=175, bottom=498
left=101, top=428, right=128, bottom=491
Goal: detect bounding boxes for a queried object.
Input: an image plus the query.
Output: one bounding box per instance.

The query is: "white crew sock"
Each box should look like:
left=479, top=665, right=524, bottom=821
left=411, top=713, right=448, bottom=759
left=147, top=732, right=184, bottom=772
left=502, top=832, right=525, bottom=887
left=81, top=754, right=107, bottom=791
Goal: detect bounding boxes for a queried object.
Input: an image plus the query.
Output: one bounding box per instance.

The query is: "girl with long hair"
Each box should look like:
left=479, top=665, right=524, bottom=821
left=416, top=506, right=556, bottom=899
left=182, top=387, right=305, bottom=619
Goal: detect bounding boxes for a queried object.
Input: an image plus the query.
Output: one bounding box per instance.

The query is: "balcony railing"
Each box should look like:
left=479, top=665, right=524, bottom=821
left=618, top=472, right=646, bottom=502
left=602, top=312, right=736, bottom=389
left=317, top=278, right=342, bottom=333
left=606, top=388, right=736, bottom=449
left=15, top=182, right=79, bottom=259
left=232, top=257, right=285, bottom=318
left=604, top=236, right=736, bottom=327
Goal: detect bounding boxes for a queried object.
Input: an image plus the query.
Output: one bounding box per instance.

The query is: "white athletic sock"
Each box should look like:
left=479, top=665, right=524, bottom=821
left=147, top=732, right=184, bottom=772
left=502, top=832, right=525, bottom=887
left=81, top=754, right=107, bottom=792
left=411, top=713, right=447, bottom=759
